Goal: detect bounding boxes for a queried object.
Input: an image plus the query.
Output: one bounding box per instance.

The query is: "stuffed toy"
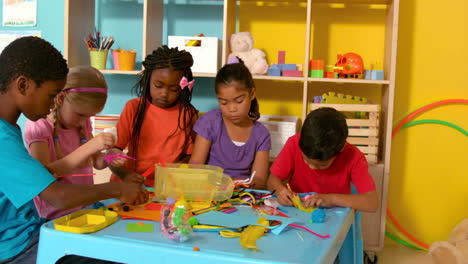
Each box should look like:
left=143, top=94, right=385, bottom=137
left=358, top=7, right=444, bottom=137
left=429, top=218, right=468, bottom=264
left=228, top=32, right=268, bottom=75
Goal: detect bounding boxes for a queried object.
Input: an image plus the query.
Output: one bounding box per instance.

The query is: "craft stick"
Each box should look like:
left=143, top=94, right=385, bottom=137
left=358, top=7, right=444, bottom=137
left=57, top=173, right=96, bottom=178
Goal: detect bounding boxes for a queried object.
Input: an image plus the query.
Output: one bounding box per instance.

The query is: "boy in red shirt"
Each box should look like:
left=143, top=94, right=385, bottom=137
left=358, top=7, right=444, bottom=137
left=267, top=107, right=378, bottom=212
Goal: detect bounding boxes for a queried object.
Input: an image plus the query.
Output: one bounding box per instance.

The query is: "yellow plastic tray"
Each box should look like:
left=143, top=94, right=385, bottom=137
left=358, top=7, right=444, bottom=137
left=54, top=209, right=118, bottom=234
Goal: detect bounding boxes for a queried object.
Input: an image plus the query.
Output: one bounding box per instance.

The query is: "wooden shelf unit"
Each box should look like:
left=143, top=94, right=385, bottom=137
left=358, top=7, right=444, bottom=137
left=64, top=0, right=399, bottom=252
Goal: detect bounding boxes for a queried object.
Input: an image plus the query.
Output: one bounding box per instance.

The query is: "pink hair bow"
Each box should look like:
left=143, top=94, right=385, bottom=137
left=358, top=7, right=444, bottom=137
left=179, top=76, right=194, bottom=91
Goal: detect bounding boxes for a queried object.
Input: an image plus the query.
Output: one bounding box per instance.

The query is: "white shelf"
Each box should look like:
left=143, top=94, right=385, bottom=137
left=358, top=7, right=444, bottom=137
left=99, top=70, right=216, bottom=78
left=253, top=75, right=305, bottom=81
left=307, top=77, right=390, bottom=84
left=100, top=70, right=141, bottom=75
left=193, top=72, right=217, bottom=78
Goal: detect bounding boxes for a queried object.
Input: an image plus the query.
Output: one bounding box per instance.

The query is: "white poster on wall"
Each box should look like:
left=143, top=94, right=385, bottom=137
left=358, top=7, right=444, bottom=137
left=2, top=0, right=37, bottom=26
left=0, top=30, right=41, bottom=53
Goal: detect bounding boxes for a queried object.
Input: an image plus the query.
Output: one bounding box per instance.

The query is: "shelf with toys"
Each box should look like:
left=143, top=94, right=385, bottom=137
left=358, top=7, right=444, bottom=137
left=224, top=0, right=400, bottom=252
left=65, top=0, right=399, bottom=252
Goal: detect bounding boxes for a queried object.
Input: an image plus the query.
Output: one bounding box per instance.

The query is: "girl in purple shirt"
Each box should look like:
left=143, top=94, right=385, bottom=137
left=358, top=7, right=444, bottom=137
left=191, top=60, right=271, bottom=189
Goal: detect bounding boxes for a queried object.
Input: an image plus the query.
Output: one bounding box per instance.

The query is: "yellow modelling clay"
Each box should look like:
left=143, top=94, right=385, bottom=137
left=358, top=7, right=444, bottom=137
left=239, top=217, right=269, bottom=251
left=292, top=195, right=316, bottom=213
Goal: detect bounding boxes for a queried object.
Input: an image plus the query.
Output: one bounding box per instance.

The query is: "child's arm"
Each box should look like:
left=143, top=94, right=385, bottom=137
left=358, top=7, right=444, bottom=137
left=29, top=132, right=115, bottom=176
left=267, top=173, right=294, bottom=206
left=304, top=191, right=379, bottom=212
left=88, top=132, right=126, bottom=170
left=39, top=180, right=148, bottom=209
left=249, top=150, right=269, bottom=189
left=189, top=134, right=212, bottom=164
left=107, top=148, right=144, bottom=184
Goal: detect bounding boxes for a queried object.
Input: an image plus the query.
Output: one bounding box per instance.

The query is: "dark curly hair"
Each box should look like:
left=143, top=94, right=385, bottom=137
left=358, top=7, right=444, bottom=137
left=215, top=60, right=260, bottom=120
left=131, top=45, right=197, bottom=162
left=300, top=107, right=348, bottom=161
left=0, top=36, right=68, bottom=93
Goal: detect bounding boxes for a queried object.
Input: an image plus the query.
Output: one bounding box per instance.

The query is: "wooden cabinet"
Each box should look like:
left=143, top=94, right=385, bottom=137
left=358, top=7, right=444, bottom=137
left=65, top=0, right=399, bottom=251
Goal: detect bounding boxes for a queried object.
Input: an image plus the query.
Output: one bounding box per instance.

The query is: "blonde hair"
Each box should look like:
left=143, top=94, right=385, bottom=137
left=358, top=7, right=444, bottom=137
left=52, top=66, right=108, bottom=159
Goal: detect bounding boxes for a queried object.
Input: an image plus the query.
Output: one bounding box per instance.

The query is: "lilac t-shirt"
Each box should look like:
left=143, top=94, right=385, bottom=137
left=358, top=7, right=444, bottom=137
left=24, top=118, right=93, bottom=219
left=193, top=109, right=271, bottom=179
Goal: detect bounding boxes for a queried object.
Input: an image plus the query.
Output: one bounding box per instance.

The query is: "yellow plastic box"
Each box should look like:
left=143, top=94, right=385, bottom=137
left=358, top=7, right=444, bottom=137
left=54, top=208, right=118, bottom=234
left=154, top=163, right=234, bottom=202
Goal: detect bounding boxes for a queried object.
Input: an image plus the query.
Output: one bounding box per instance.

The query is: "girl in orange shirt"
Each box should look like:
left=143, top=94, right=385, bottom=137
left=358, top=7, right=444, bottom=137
left=110, top=46, right=197, bottom=187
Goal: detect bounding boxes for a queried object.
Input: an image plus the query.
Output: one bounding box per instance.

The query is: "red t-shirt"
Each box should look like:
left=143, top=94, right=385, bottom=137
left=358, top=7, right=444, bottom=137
left=270, top=134, right=376, bottom=194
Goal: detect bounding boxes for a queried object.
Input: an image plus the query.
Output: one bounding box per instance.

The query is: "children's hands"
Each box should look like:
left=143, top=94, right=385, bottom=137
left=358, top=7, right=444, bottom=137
left=122, top=172, right=145, bottom=185
left=109, top=156, right=126, bottom=167
left=104, top=149, right=127, bottom=167
left=276, top=186, right=294, bottom=206
left=88, top=132, right=115, bottom=152
left=118, top=182, right=148, bottom=205
left=304, top=193, right=335, bottom=208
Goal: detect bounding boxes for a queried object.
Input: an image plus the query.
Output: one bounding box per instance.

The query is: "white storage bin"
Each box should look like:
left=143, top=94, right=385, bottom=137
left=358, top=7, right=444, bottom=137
left=258, top=115, right=299, bottom=159
left=168, top=36, right=221, bottom=74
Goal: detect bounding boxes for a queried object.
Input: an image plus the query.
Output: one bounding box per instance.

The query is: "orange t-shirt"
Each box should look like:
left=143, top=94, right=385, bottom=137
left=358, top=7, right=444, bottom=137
left=111, top=98, right=196, bottom=186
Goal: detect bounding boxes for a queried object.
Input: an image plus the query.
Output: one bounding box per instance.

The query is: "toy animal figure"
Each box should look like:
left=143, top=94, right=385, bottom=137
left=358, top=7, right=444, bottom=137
left=430, top=219, right=468, bottom=264
left=228, top=32, right=269, bottom=75
left=334, top=53, right=364, bottom=78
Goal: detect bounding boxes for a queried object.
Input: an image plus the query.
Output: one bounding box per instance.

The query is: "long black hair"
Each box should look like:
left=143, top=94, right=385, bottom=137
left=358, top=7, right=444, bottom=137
left=215, top=60, right=260, bottom=120
left=131, top=45, right=197, bottom=162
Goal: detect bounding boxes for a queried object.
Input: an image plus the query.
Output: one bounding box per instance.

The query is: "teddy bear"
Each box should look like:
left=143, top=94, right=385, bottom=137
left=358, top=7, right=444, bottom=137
left=429, top=218, right=468, bottom=264
left=228, top=32, right=268, bottom=75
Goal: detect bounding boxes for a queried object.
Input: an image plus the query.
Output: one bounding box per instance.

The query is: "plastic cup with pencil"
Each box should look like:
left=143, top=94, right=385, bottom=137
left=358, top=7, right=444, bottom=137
left=84, top=28, right=115, bottom=70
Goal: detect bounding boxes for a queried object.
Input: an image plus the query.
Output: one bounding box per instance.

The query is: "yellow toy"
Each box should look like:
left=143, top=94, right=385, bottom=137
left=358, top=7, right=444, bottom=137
left=429, top=219, right=468, bottom=264
left=54, top=208, right=118, bottom=234
left=219, top=217, right=270, bottom=251
left=239, top=217, right=269, bottom=251
left=292, top=195, right=316, bottom=213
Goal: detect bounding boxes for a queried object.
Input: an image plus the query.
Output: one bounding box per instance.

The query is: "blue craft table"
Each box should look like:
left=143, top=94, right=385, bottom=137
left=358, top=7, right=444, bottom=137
left=37, top=206, right=358, bottom=264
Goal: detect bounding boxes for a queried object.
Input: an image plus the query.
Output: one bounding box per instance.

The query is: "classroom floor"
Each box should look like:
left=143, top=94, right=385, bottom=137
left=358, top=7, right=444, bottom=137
left=94, top=170, right=433, bottom=263
left=376, top=244, right=433, bottom=263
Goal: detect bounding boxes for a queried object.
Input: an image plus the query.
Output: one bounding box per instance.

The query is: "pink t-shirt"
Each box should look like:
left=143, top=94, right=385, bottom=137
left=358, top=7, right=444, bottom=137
left=24, top=118, right=93, bottom=219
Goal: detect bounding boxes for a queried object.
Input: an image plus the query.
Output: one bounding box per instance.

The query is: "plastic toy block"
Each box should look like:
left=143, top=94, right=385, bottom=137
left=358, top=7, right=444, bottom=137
left=324, top=71, right=335, bottom=78
left=309, top=60, right=324, bottom=70
left=278, top=51, right=285, bottom=64
left=282, top=70, right=302, bottom=77
left=268, top=64, right=281, bottom=76
left=277, top=63, right=296, bottom=71
left=321, top=92, right=368, bottom=105
left=364, top=70, right=371, bottom=80
left=309, top=69, right=324, bottom=78
left=296, top=64, right=303, bottom=71
left=371, top=70, right=384, bottom=80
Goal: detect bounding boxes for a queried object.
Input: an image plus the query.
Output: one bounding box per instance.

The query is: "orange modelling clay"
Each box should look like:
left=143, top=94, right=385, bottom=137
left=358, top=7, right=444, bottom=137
left=192, top=246, right=200, bottom=251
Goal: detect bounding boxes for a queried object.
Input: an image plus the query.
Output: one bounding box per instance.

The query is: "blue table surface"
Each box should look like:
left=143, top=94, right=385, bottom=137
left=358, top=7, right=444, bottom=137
left=39, top=205, right=354, bottom=264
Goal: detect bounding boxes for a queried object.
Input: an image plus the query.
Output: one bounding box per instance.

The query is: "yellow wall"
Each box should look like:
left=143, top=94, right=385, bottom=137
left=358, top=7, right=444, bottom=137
left=239, top=1, right=307, bottom=118
left=389, top=0, right=468, bottom=243
left=241, top=0, right=468, bottom=244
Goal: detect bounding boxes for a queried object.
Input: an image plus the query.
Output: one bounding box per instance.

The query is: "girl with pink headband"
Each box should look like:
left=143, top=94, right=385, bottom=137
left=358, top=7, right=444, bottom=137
left=24, top=66, right=126, bottom=219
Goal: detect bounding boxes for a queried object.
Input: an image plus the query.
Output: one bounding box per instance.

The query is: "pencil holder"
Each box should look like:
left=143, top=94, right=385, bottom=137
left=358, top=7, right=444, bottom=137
left=111, top=49, right=121, bottom=70
left=89, top=50, right=108, bottom=70
left=118, top=50, right=136, bottom=71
